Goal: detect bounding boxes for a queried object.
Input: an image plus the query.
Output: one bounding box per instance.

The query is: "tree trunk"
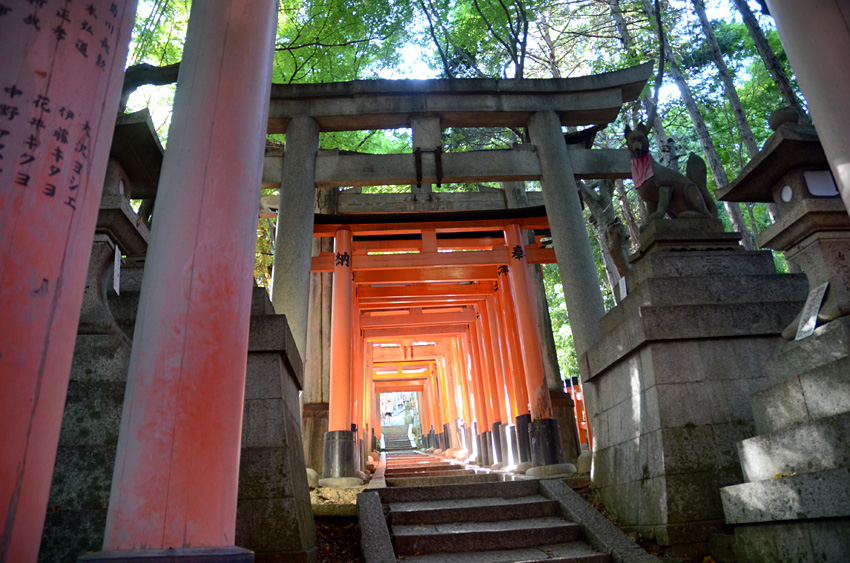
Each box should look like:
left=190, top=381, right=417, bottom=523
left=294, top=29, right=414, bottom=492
left=578, top=180, right=632, bottom=282
left=692, top=0, right=759, bottom=159
left=606, top=0, right=670, bottom=150
left=615, top=179, right=642, bottom=248
left=731, top=0, right=808, bottom=124
left=641, top=0, right=755, bottom=250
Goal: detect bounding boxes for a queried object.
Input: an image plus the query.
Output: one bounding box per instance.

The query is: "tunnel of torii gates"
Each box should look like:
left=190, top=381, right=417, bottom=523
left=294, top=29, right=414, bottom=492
left=311, top=211, right=569, bottom=477
left=261, top=62, right=658, bottom=481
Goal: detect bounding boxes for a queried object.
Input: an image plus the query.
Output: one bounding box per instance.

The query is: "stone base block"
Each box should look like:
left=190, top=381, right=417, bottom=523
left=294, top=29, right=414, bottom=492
left=78, top=547, right=254, bottom=562
left=734, top=518, right=850, bottom=563
left=514, top=461, right=533, bottom=474
left=515, top=414, right=531, bottom=463
left=529, top=418, right=567, bottom=467
left=526, top=463, right=576, bottom=477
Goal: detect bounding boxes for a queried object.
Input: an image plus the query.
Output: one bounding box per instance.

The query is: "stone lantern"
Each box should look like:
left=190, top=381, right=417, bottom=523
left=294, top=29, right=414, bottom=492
left=718, top=109, right=850, bottom=338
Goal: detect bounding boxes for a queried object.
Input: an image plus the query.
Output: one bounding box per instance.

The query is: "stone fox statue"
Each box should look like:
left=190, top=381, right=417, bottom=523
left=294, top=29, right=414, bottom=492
left=624, top=123, right=718, bottom=222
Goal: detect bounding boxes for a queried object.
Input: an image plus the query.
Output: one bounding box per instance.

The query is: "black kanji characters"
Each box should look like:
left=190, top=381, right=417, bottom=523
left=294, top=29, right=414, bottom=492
left=4, top=85, right=23, bottom=98
left=335, top=252, right=351, bottom=267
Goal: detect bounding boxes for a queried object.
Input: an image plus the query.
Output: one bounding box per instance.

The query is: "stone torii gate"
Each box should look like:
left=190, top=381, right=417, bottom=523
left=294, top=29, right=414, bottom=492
left=262, top=64, right=654, bottom=481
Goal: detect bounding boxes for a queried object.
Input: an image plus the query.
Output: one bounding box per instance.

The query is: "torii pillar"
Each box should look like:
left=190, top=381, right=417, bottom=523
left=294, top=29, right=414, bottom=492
left=91, top=1, right=278, bottom=559
left=527, top=111, right=606, bottom=360
left=322, top=228, right=358, bottom=483
left=0, top=3, right=137, bottom=560
left=505, top=224, right=571, bottom=472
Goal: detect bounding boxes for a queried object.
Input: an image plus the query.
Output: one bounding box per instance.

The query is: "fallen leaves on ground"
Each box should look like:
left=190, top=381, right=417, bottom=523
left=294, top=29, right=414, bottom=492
left=316, top=516, right=364, bottom=563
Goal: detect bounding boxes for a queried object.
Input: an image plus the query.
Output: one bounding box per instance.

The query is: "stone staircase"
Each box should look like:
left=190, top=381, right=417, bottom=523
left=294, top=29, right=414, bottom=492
left=720, top=317, right=850, bottom=561
left=359, top=454, right=659, bottom=563
left=382, top=425, right=415, bottom=452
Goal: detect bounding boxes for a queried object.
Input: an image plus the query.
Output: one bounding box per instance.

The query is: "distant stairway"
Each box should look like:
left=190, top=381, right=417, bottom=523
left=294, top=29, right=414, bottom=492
left=382, top=425, right=415, bottom=452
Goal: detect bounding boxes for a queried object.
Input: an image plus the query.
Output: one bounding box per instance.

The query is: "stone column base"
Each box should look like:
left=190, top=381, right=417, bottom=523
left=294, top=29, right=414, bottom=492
left=515, top=414, right=532, bottom=463
left=322, top=430, right=355, bottom=479
left=477, top=432, right=491, bottom=466
left=491, top=422, right=503, bottom=464
left=79, top=547, right=254, bottom=562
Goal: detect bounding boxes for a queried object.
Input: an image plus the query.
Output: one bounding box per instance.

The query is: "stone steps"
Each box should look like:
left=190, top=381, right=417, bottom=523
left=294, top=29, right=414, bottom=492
left=397, top=541, right=611, bottom=563
left=738, top=410, right=850, bottom=481
left=358, top=455, right=660, bottom=562
left=388, top=495, right=560, bottom=525
left=370, top=456, right=614, bottom=562
left=392, top=517, right=584, bottom=556
left=387, top=466, right=474, bottom=477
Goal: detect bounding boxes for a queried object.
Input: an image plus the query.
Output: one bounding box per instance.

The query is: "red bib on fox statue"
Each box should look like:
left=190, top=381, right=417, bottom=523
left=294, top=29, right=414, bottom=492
left=631, top=152, right=655, bottom=187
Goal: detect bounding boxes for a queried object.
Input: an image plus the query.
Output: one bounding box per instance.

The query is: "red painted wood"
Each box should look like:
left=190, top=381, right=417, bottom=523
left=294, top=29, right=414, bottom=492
left=0, top=3, right=137, bottom=560
left=505, top=224, right=554, bottom=420
left=101, top=0, right=278, bottom=550
left=328, top=228, right=354, bottom=432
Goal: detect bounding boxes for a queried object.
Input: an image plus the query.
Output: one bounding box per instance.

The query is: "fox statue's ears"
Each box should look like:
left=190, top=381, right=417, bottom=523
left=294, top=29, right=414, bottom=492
left=624, top=122, right=649, bottom=138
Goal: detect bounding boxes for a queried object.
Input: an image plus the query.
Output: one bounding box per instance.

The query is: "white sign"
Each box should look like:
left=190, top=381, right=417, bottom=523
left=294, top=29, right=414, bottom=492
left=113, top=246, right=121, bottom=296
left=795, top=281, right=829, bottom=340
left=618, top=277, right=628, bottom=301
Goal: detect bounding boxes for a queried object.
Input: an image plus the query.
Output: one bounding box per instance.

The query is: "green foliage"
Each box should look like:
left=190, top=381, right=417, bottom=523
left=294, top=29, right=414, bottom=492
left=541, top=263, right=579, bottom=380
left=127, top=0, right=811, bottom=380
left=275, top=0, right=413, bottom=83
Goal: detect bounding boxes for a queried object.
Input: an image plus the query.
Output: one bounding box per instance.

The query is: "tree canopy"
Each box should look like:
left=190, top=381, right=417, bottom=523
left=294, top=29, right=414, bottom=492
left=126, top=0, right=808, bottom=380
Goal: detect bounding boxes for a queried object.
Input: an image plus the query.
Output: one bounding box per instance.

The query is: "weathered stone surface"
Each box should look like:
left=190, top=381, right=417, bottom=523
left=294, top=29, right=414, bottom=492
left=583, top=228, right=809, bottom=551
left=40, top=511, right=108, bottom=563
left=237, top=315, right=316, bottom=559
left=722, top=467, right=850, bottom=524
left=540, top=479, right=660, bottom=562
left=763, top=315, right=850, bottom=385
left=357, top=491, right=396, bottom=563
left=739, top=411, right=850, bottom=482
left=734, top=518, right=850, bottom=563
left=40, top=332, right=130, bottom=562
left=68, top=335, right=132, bottom=384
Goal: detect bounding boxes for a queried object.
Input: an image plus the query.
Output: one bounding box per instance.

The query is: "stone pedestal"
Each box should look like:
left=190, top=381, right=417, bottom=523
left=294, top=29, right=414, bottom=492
left=580, top=219, right=807, bottom=553
left=236, top=289, right=316, bottom=563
